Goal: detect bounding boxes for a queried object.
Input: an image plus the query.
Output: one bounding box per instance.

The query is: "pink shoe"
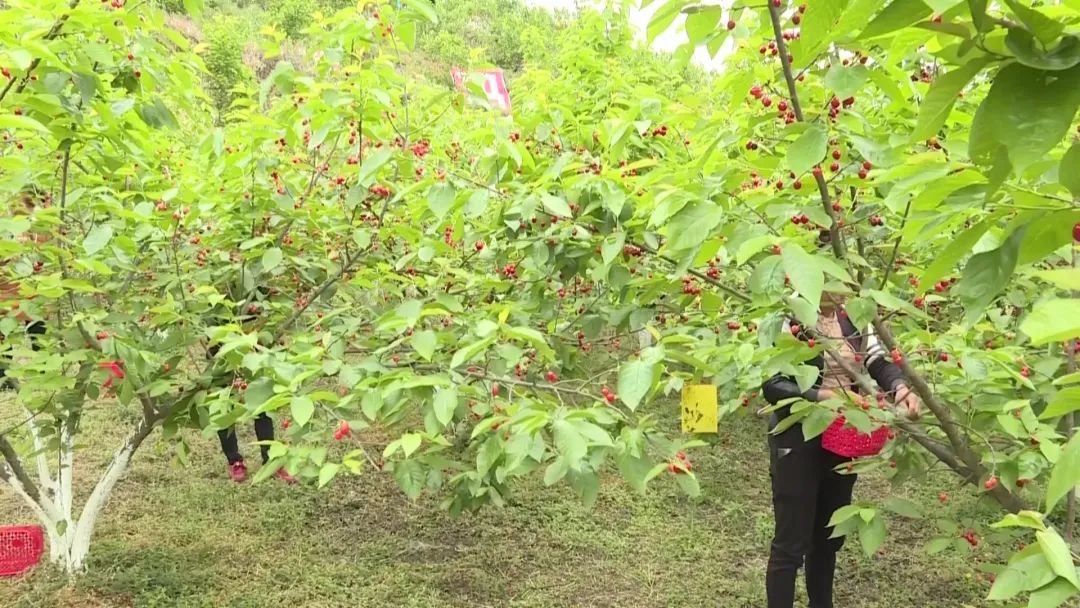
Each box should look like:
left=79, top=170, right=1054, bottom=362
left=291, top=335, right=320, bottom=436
left=274, top=468, right=297, bottom=484
left=228, top=461, right=248, bottom=483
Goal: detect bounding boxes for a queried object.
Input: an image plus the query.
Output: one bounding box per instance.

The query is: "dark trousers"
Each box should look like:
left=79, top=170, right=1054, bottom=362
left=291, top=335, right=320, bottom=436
left=0, top=321, right=46, bottom=384
left=218, top=414, right=274, bottom=464
left=767, top=431, right=856, bottom=608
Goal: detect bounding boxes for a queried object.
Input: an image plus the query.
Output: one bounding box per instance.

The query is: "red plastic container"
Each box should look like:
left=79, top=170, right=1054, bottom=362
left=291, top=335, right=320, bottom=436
left=0, top=525, right=44, bottom=577
left=821, top=416, right=890, bottom=458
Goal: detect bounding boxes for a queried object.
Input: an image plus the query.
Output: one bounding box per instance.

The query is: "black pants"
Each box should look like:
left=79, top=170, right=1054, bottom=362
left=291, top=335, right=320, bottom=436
left=218, top=414, right=274, bottom=464
left=767, top=431, right=856, bottom=608
left=0, top=321, right=46, bottom=384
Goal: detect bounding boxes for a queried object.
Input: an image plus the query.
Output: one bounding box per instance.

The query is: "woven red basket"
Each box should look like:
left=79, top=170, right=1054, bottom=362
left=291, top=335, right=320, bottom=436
left=0, top=525, right=44, bottom=577
left=821, top=416, right=891, bottom=458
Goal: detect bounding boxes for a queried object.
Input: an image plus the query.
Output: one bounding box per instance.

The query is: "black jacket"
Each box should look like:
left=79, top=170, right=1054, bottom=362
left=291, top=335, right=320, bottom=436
left=762, top=309, right=905, bottom=430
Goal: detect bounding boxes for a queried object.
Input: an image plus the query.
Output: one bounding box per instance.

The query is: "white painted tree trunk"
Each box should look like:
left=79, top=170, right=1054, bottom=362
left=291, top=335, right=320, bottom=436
left=2, top=417, right=151, bottom=574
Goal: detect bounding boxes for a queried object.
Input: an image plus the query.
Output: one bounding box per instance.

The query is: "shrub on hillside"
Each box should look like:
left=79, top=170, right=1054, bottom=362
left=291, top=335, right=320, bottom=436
left=204, top=18, right=249, bottom=115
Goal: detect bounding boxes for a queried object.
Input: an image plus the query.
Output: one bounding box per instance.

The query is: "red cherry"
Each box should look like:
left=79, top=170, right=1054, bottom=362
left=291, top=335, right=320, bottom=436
left=727, top=19, right=736, bottom=30
left=939, top=352, right=949, bottom=362
left=798, top=3, right=806, bottom=12
left=491, top=383, right=500, bottom=397
left=812, top=166, right=823, bottom=178
left=750, top=85, right=763, bottom=98
left=984, top=476, right=998, bottom=490
left=605, top=393, right=617, bottom=404
left=807, top=338, right=816, bottom=348
left=335, top=419, right=351, bottom=440
left=938, top=492, right=948, bottom=504
left=676, top=451, right=687, bottom=460
left=829, top=162, right=840, bottom=172
left=862, top=160, right=872, bottom=171
left=281, top=418, right=292, bottom=430
left=832, top=149, right=842, bottom=160
left=546, top=371, right=558, bottom=382
left=858, top=169, right=868, bottom=179
left=474, top=240, right=485, bottom=251
left=762, top=96, right=773, bottom=108
left=793, top=180, right=802, bottom=190
left=1073, top=222, right=1080, bottom=243
left=1020, top=366, right=1030, bottom=378
left=792, top=14, right=801, bottom=25
left=790, top=324, right=800, bottom=335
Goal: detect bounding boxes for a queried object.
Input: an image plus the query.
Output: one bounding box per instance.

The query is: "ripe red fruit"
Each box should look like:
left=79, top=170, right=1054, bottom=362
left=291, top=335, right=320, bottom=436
left=793, top=180, right=802, bottom=190
left=792, top=14, right=801, bottom=25
left=772, top=244, right=782, bottom=255
left=790, top=324, right=800, bottom=335
left=984, top=476, right=998, bottom=490
left=891, top=349, right=903, bottom=364
left=832, top=149, right=842, bottom=160
left=605, top=393, right=617, bottom=404
left=546, top=371, right=558, bottom=382
left=474, top=240, right=485, bottom=251
left=676, top=451, right=687, bottom=461
left=938, top=492, right=948, bottom=504
left=727, top=19, right=736, bottom=30
left=750, top=85, right=763, bottom=98
left=862, top=160, right=872, bottom=171
left=1020, top=366, right=1030, bottom=378
left=830, top=97, right=840, bottom=110
left=491, top=383, right=500, bottom=396
left=772, top=0, right=781, bottom=6
left=281, top=418, right=292, bottom=430
left=858, top=170, right=868, bottom=179
left=96, top=330, right=109, bottom=340
left=914, top=296, right=925, bottom=308
left=778, top=100, right=788, bottom=112
left=829, top=162, right=840, bottom=172
left=1073, top=222, right=1080, bottom=242
left=334, top=419, right=351, bottom=440
left=812, top=166, right=823, bottom=178
left=807, top=338, right=816, bottom=348
left=798, top=3, right=806, bottom=12
left=762, top=96, right=773, bottom=108
left=939, top=352, right=949, bottom=362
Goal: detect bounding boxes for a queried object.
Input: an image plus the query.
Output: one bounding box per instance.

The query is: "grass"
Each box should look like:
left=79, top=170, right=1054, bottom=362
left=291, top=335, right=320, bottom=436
left=1, top=397, right=1017, bottom=608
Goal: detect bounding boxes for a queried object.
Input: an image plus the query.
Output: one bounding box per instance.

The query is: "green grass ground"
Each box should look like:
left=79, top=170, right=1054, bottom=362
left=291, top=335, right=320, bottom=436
left=1, top=399, right=1014, bottom=608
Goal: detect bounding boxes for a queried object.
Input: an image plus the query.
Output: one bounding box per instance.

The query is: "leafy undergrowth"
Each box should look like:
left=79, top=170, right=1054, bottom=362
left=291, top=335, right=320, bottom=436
left=0, top=399, right=1008, bottom=608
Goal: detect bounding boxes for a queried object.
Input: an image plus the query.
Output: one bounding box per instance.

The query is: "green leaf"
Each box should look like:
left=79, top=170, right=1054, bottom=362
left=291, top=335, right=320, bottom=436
left=0, top=114, right=49, bottom=133
left=824, top=65, right=869, bottom=99
left=787, top=125, right=828, bottom=176
left=400, top=0, right=438, bottom=23
left=924, top=219, right=989, bottom=295
left=428, top=182, right=456, bottom=219
left=1039, top=388, right=1080, bottom=420
left=801, top=408, right=834, bottom=440
left=544, top=456, right=569, bottom=485
left=1006, top=30, right=1080, bottom=71
left=828, top=504, right=864, bottom=527
left=859, top=515, right=887, bottom=557
left=1021, top=299, right=1080, bottom=345
left=969, top=63, right=1080, bottom=174
left=782, top=245, right=824, bottom=308
left=541, top=193, right=572, bottom=218
left=318, top=462, right=341, bottom=488
left=83, top=224, right=113, bottom=256
left=861, top=0, right=933, bottom=40
left=262, top=247, right=283, bottom=272
left=1061, top=143, right=1080, bottom=198
left=1003, top=0, right=1064, bottom=46
left=794, top=0, right=849, bottom=68
left=1027, top=578, right=1079, bottom=608
left=665, top=201, right=723, bottom=252
left=685, top=5, right=721, bottom=45
left=552, top=420, right=587, bottom=463
left=394, top=459, right=425, bottom=500
left=912, top=59, right=990, bottom=141
left=967, top=0, right=988, bottom=31
left=401, top=433, right=422, bottom=458
left=1046, top=433, right=1080, bottom=512
left=675, top=471, right=701, bottom=497
left=290, top=396, right=314, bottom=427
left=954, top=226, right=1026, bottom=324
left=618, top=359, right=656, bottom=411
left=449, top=335, right=496, bottom=368
left=357, top=148, right=392, bottom=187
left=433, top=388, right=456, bottom=427
left=883, top=496, right=923, bottom=518
left=1034, top=269, right=1080, bottom=291
left=987, top=562, right=1027, bottom=601
left=411, top=330, right=437, bottom=361
left=647, top=0, right=689, bottom=43
left=845, top=297, right=876, bottom=330
left=1036, top=529, right=1080, bottom=589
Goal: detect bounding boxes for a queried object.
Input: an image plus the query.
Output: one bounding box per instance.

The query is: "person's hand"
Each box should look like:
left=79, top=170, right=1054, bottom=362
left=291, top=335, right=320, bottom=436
left=817, top=389, right=838, bottom=402
left=893, top=383, right=922, bottom=420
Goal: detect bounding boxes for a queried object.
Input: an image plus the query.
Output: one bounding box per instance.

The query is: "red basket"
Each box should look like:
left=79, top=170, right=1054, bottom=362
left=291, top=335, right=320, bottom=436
left=0, top=525, right=44, bottom=577
left=821, top=416, right=891, bottom=458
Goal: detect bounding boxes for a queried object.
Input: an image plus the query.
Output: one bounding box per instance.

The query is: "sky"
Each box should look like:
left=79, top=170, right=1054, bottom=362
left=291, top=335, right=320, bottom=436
left=520, top=0, right=732, bottom=70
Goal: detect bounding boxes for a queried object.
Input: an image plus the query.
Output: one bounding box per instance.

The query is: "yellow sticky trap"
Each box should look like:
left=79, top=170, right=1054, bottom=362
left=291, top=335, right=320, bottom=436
left=681, top=385, right=718, bottom=434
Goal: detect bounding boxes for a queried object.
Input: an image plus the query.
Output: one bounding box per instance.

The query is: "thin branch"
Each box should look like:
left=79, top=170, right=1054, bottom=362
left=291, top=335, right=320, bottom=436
left=765, top=1, right=844, bottom=259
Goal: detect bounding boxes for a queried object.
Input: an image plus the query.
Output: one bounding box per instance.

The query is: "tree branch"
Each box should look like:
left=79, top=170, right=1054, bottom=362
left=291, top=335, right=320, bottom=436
left=765, top=2, right=844, bottom=259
